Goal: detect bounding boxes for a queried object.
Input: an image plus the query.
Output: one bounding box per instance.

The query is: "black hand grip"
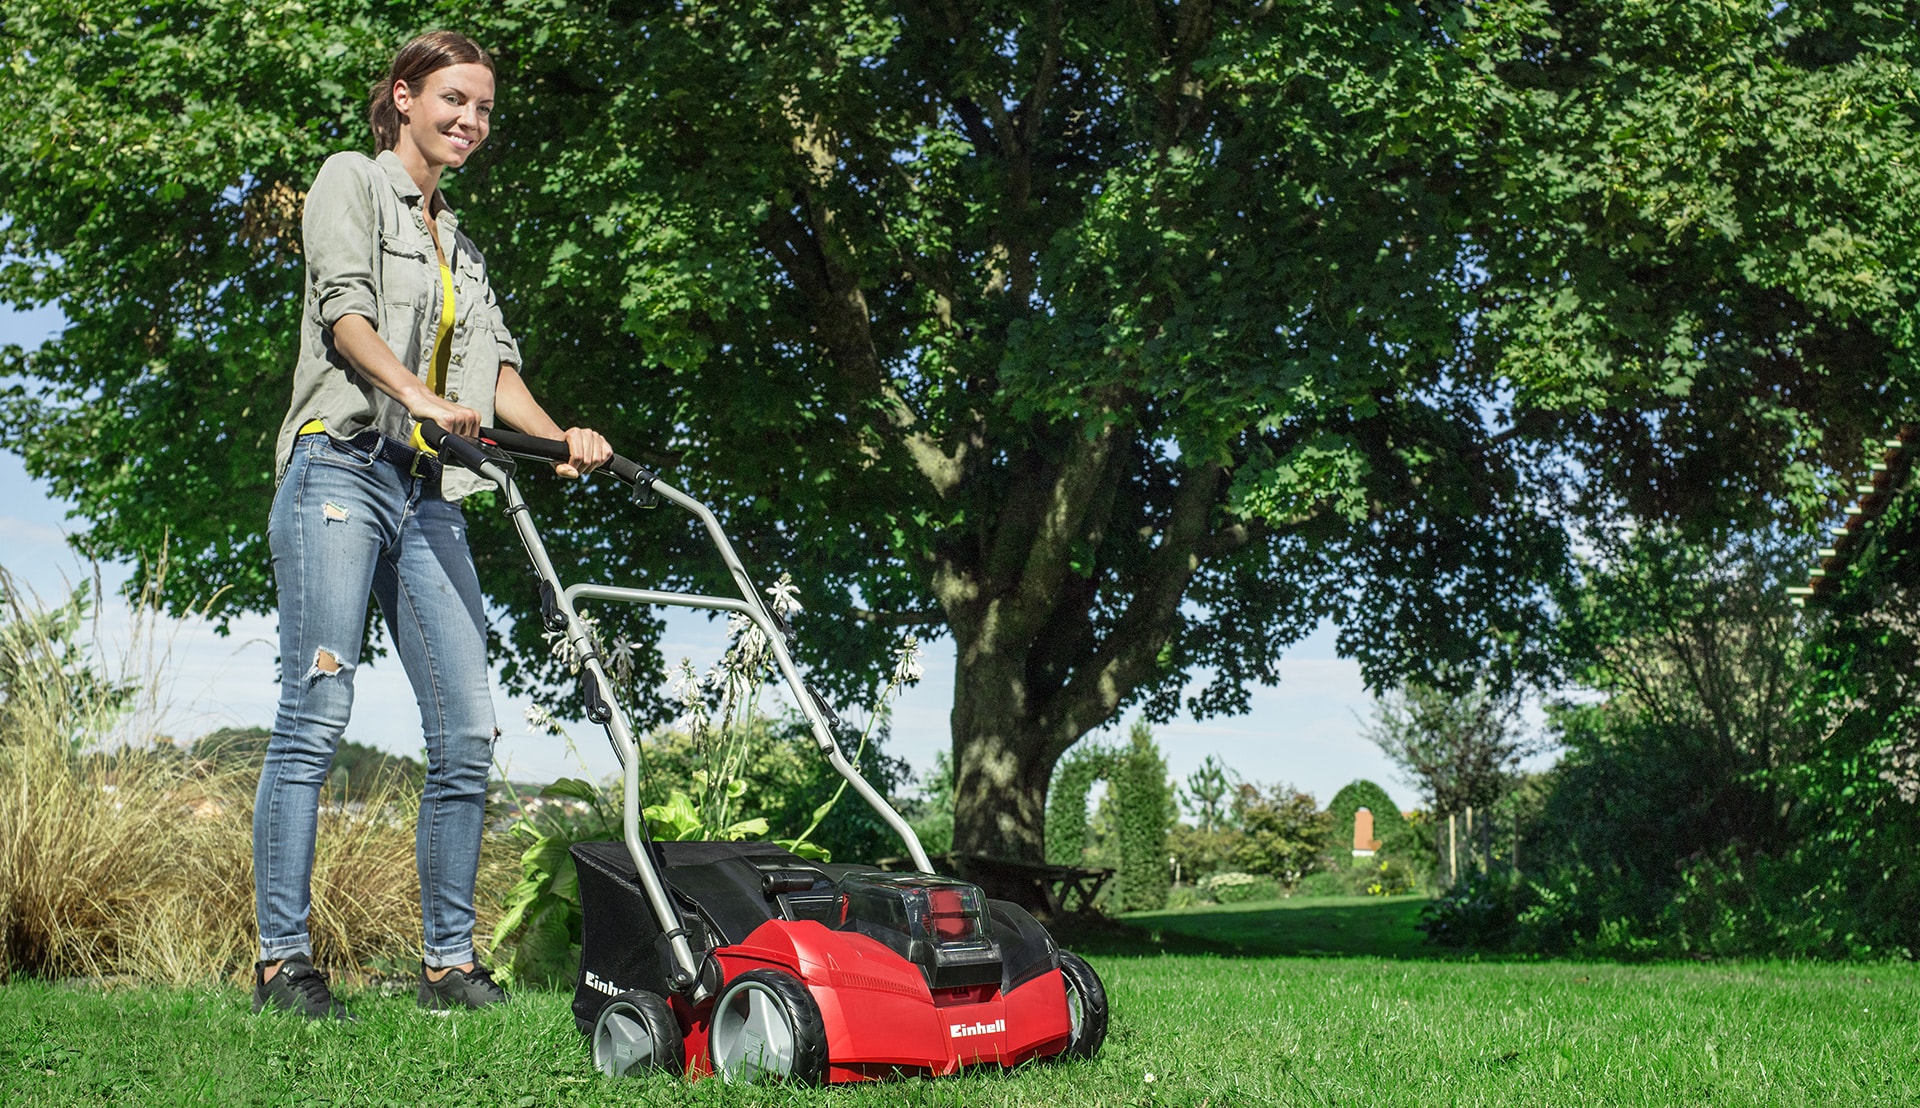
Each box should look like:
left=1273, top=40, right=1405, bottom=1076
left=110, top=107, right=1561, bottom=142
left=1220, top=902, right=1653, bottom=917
left=476, top=425, right=568, bottom=460
left=416, top=419, right=493, bottom=473
left=476, top=426, right=653, bottom=489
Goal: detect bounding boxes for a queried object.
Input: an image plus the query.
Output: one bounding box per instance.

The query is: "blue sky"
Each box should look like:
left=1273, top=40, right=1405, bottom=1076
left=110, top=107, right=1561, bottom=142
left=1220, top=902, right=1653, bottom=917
left=0, top=303, right=1413, bottom=810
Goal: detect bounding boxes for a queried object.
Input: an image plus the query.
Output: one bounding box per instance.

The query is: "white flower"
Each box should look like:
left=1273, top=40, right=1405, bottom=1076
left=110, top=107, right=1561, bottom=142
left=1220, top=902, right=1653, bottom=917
left=670, top=658, right=710, bottom=731
left=723, top=612, right=770, bottom=679
left=523, top=703, right=564, bottom=737
left=889, top=634, right=924, bottom=690
left=542, top=609, right=603, bottom=675
left=765, top=573, right=803, bottom=618
left=670, top=658, right=700, bottom=701
left=541, top=627, right=577, bottom=671
left=609, top=636, right=635, bottom=686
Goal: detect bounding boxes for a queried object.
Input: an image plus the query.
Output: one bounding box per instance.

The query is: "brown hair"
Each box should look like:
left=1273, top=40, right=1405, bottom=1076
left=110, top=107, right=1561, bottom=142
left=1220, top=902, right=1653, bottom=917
left=367, top=31, right=495, bottom=153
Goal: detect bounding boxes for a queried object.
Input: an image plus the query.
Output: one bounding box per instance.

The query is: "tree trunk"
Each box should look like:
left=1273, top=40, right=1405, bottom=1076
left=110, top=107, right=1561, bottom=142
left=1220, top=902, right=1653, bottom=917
left=948, top=678, right=1061, bottom=864
left=943, top=642, right=1081, bottom=910
left=1447, top=813, right=1458, bottom=886
left=924, top=413, right=1232, bottom=908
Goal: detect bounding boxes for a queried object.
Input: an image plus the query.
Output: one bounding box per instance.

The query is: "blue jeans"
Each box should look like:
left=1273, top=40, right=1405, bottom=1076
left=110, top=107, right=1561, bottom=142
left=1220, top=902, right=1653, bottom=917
left=255, top=431, right=496, bottom=968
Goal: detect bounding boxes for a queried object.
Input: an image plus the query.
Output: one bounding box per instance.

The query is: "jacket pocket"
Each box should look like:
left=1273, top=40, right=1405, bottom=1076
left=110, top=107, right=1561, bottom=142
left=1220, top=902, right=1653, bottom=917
left=378, top=232, right=433, bottom=309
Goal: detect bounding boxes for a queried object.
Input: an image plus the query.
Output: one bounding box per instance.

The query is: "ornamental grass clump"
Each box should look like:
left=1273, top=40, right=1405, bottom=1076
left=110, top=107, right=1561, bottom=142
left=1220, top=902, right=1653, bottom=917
left=0, top=569, right=487, bottom=984
left=0, top=574, right=182, bottom=982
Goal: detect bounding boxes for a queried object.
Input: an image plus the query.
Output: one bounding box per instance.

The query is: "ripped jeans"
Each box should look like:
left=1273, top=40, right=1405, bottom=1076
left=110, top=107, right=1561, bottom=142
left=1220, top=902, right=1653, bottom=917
left=255, top=431, right=495, bottom=968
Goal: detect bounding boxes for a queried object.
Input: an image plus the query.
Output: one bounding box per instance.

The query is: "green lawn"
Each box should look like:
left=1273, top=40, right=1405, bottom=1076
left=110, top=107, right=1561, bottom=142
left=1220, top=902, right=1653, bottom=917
left=1114, top=894, right=1434, bottom=959
left=4, top=897, right=1917, bottom=1106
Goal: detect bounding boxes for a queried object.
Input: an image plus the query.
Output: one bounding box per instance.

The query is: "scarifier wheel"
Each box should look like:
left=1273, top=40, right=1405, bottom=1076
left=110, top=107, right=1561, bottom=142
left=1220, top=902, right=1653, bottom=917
left=592, top=989, right=685, bottom=1078
left=707, top=968, right=828, bottom=1084
left=1056, top=951, right=1109, bottom=1059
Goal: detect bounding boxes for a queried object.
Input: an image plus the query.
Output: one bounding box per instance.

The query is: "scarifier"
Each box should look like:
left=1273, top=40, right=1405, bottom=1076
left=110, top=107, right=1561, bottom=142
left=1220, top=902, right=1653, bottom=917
left=422, top=422, right=1109, bottom=1084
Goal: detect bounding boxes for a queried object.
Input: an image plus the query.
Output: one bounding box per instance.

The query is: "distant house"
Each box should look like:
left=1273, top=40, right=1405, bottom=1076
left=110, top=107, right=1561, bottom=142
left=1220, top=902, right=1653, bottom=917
left=1352, top=808, right=1381, bottom=858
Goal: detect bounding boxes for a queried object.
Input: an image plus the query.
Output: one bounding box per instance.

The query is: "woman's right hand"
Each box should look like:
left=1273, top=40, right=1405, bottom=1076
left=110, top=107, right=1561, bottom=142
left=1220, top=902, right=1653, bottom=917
left=330, top=315, right=483, bottom=438
left=408, top=393, right=482, bottom=439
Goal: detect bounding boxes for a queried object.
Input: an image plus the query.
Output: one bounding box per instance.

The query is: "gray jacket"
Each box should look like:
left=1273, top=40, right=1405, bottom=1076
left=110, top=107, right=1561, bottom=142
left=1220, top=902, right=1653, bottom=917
left=274, top=150, right=522, bottom=500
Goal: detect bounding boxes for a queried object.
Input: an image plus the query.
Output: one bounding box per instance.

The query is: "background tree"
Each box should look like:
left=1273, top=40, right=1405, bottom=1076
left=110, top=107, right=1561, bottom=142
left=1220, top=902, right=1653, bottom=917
left=1363, top=674, right=1530, bottom=861
left=1167, top=751, right=1237, bottom=880
left=1181, top=754, right=1234, bottom=837
left=6, top=1, right=1920, bottom=868
left=1226, top=782, right=1327, bottom=892
left=1108, top=721, right=1175, bottom=912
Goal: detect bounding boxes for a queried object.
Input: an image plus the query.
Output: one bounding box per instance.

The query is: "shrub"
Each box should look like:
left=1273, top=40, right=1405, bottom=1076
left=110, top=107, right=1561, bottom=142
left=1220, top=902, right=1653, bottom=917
left=1168, top=821, right=1235, bottom=885
left=1325, top=780, right=1401, bottom=852
left=1417, top=870, right=1521, bottom=949
left=636, top=713, right=910, bottom=864
left=492, top=706, right=913, bottom=987
left=488, top=777, right=615, bottom=988
left=1366, top=858, right=1416, bottom=896
left=1045, top=743, right=1113, bottom=867
left=1290, top=870, right=1357, bottom=897
left=902, top=750, right=955, bottom=858
left=1198, top=871, right=1278, bottom=905
left=1228, top=782, right=1327, bottom=891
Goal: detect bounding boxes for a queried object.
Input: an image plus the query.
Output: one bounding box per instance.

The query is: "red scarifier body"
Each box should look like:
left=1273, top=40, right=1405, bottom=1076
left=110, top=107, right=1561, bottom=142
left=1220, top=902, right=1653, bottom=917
left=569, top=839, right=1103, bottom=1085
left=678, top=921, right=1073, bottom=1080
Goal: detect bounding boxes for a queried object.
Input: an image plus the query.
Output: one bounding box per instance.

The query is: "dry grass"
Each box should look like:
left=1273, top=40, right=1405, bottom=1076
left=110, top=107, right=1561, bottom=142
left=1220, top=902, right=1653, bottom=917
left=0, top=569, right=512, bottom=986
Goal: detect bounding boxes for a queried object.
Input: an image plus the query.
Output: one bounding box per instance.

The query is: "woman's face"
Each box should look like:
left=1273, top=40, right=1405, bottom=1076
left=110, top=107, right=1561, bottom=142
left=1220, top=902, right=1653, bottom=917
left=392, top=62, right=494, bottom=172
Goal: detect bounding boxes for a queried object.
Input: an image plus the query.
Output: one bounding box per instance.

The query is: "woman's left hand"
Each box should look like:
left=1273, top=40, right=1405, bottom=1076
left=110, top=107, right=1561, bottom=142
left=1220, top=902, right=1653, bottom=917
left=555, top=426, right=612, bottom=479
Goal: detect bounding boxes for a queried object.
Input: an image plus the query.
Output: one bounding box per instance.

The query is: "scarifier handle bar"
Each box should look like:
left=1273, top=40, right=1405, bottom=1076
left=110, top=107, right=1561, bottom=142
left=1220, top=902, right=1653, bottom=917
left=418, top=421, right=660, bottom=504
left=476, top=424, right=656, bottom=492
left=423, top=421, right=786, bottom=642
left=415, top=417, right=936, bottom=971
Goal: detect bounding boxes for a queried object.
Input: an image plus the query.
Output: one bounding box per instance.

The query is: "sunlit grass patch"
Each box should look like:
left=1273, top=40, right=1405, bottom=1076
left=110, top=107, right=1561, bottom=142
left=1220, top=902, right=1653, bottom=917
left=5, top=941, right=1917, bottom=1106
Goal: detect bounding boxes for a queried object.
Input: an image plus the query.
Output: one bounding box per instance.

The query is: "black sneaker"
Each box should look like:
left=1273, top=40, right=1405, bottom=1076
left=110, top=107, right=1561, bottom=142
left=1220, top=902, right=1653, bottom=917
left=418, top=962, right=508, bottom=1012
left=253, top=954, right=355, bottom=1021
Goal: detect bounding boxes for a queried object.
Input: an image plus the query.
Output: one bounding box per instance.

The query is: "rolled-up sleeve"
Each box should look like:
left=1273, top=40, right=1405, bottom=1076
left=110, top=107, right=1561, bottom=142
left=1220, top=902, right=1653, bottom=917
left=303, top=154, right=379, bottom=330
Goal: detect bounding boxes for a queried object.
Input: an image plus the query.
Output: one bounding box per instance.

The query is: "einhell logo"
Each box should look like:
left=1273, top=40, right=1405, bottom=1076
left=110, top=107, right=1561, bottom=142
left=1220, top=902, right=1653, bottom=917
left=949, top=1018, right=1005, bottom=1039
left=584, top=970, right=624, bottom=998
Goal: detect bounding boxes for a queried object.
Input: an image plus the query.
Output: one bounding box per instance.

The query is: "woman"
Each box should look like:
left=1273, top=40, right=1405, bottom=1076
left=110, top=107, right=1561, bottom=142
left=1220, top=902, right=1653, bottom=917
left=254, top=31, right=610, bottom=1020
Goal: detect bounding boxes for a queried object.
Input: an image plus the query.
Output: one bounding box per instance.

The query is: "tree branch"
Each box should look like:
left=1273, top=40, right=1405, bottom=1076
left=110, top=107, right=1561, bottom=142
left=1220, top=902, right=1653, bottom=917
left=1042, top=459, right=1229, bottom=759
left=1006, top=414, right=1125, bottom=633
left=848, top=606, right=947, bottom=628
left=759, top=197, right=971, bottom=494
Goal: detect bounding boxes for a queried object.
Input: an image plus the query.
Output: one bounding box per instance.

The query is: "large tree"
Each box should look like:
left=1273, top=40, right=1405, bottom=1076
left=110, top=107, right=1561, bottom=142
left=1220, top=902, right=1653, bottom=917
left=4, top=0, right=1917, bottom=865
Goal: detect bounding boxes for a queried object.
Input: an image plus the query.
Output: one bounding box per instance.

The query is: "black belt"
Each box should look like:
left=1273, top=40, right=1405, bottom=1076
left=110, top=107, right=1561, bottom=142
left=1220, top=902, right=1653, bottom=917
left=306, top=428, right=441, bottom=480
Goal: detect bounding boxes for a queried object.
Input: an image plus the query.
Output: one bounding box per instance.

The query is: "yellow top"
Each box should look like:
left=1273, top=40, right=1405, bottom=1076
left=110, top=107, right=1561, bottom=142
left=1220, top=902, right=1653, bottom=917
left=428, top=262, right=455, bottom=397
